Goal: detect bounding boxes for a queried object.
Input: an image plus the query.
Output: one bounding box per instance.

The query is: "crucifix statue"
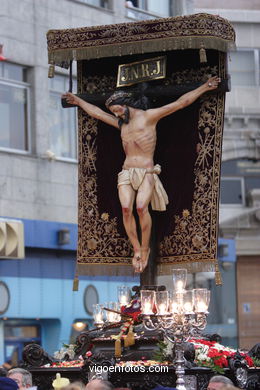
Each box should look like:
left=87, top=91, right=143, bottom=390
left=63, top=76, right=220, bottom=274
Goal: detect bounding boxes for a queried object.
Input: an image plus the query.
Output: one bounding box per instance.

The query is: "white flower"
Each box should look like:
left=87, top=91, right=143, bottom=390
left=197, top=353, right=211, bottom=362
left=53, top=344, right=76, bottom=360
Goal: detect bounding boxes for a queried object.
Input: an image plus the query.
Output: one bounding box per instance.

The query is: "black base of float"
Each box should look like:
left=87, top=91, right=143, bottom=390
left=24, top=365, right=260, bottom=390
left=21, top=340, right=260, bottom=390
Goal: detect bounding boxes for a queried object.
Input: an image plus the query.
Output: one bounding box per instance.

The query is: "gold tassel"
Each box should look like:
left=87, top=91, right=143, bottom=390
left=215, top=261, right=222, bottom=286
left=73, top=276, right=79, bottom=291
left=124, top=335, right=129, bottom=348
left=73, top=263, right=79, bottom=291
left=126, top=324, right=135, bottom=347
left=48, top=63, right=55, bottom=78
left=199, top=45, right=207, bottom=63
left=115, top=337, right=122, bottom=357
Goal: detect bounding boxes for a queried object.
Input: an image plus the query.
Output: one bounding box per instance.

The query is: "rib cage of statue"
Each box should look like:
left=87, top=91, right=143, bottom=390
left=76, top=58, right=224, bottom=275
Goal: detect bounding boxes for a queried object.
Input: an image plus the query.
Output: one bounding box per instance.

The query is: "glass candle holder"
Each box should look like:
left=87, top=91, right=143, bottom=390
left=118, top=286, right=131, bottom=306
left=169, top=291, right=182, bottom=314
left=141, top=290, right=155, bottom=315
left=169, top=291, right=177, bottom=313
left=182, top=290, right=194, bottom=314
left=105, top=302, right=119, bottom=323
left=93, top=303, right=104, bottom=324
left=155, top=291, right=169, bottom=315
left=206, top=289, right=211, bottom=308
left=114, top=302, right=122, bottom=322
left=172, top=269, right=187, bottom=292
left=193, top=288, right=209, bottom=312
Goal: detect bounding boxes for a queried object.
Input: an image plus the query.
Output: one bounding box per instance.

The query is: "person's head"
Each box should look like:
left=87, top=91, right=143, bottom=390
left=220, top=386, right=242, bottom=390
left=85, top=379, right=114, bottom=390
left=64, top=381, right=85, bottom=390
left=0, top=377, right=19, bottom=390
left=7, top=368, right=32, bottom=390
left=0, top=366, right=7, bottom=376
left=207, top=376, right=234, bottom=390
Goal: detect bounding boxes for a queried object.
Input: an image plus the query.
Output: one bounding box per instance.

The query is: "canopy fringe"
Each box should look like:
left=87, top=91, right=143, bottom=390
left=78, top=262, right=135, bottom=277
left=48, top=36, right=235, bottom=66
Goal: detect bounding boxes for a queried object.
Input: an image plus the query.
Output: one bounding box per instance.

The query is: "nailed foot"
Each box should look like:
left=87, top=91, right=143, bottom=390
left=132, top=249, right=142, bottom=273
left=139, top=247, right=150, bottom=273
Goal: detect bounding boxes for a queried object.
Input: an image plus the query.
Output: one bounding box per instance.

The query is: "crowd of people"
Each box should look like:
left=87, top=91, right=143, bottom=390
left=0, top=366, right=245, bottom=390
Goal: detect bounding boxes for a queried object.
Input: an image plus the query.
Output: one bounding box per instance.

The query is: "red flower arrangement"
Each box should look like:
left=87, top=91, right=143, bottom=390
left=190, top=338, right=254, bottom=373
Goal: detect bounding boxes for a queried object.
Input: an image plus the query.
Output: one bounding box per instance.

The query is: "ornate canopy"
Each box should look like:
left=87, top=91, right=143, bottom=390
left=47, top=13, right=235, bottom=65
left=46, top=13, right=235, bottom=282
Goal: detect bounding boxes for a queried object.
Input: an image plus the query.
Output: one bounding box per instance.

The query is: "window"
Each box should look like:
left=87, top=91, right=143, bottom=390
left=0, top=63, right=30, bottom=152
left=84, top=285, right=99, bottom=315
left=126, top=0, right=171, bottom=19
left=139, top=0, right=170, bottom=15
left=0, top=281, right=10, bottom=314
left=48, top=75, right=77, bottom=160
left=4, top=323, right=41, bottom=366
left=229, top=49, right=258, bottom=86
left=72, top=0, right=111, bottom=9
left=220, top=177, right=245, bottom=205
left=221, top=159, right=260, bottom=205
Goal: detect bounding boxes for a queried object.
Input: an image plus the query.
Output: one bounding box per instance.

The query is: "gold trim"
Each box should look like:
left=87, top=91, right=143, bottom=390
left=48, top=35, right=235, bottom=65
left=47, top=13, right=235, bottom=65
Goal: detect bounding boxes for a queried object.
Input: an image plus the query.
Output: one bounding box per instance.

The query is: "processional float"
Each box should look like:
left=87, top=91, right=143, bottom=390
left=47, top=13, right=235, bottom=287
left=26, top=12, right=260, bottom=390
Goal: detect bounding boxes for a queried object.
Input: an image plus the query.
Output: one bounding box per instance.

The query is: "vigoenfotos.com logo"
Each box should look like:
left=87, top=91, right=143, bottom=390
left=89, top=364, right=169, bottom=374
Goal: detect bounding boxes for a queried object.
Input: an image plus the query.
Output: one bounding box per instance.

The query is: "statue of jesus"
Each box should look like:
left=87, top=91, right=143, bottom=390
left=63, top=76, right=220, bottom=273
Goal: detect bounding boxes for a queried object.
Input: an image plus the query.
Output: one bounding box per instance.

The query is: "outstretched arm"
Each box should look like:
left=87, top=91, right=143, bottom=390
left=62, top=92, right=119, bottom=129
left=146, top=76, right=221, bottom=123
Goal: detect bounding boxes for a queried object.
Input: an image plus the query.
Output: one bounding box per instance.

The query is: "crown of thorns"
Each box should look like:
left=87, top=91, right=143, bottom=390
left=105, top=91, right=133, bottom=108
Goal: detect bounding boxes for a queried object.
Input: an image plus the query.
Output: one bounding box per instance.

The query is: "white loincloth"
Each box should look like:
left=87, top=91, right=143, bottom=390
left=117, top=164, right=169, bottom=211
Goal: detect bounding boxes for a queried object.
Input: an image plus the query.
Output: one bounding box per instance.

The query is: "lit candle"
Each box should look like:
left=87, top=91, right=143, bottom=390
left=107, top=312, right=114, bottom=322
left=158, top=303, right=167, bottom=315
left=176, top=280, right=183, bottom=292
left=197, top=300, right=207, bottom=312
left=184, top=302, right=193, bottom=313
left=143, top=301, right=153, bottom=314
left=171, top=302, right=178, bottom=313
left=95, top=313, right=103, bottom=323
left=119, top=295, right=128, bottom=305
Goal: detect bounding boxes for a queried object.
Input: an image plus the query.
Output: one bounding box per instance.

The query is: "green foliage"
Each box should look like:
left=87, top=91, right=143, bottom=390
left=197, top=361, right=225, bottom=374
left=252, top=357, right=260, bottom=367
left=153, top=341, right=169, bottom=363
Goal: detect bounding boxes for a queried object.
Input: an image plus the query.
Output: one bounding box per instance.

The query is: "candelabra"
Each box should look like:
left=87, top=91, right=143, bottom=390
left=92, top=286, right=131, bottom=327
left=140, top=269, right=210, bottom=390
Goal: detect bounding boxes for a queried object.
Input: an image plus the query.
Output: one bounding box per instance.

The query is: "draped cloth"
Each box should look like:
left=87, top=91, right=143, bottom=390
left=117, top=165, right=169, bottom=212
left=46, top=13, right=236, bottom=279
left=75, top=49, right=226, bottom=279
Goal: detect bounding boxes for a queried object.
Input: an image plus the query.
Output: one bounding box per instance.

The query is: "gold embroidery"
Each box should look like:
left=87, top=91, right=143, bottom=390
left=157, top=54, right=226, bottom=273
left=47, top=14, right=235, bottom=64
left=77, top=54, right=226, bottom=275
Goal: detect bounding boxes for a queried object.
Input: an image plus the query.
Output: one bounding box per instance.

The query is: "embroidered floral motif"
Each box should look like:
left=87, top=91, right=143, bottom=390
left=158, top=55, right=225, bottom=270
left=77, top=55, right=226, bottom=272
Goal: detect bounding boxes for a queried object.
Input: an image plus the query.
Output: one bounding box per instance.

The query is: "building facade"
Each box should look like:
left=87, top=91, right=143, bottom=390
left=193, top=0, right=260, bottom=349
left=0, top=0, right=185, bottom=366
